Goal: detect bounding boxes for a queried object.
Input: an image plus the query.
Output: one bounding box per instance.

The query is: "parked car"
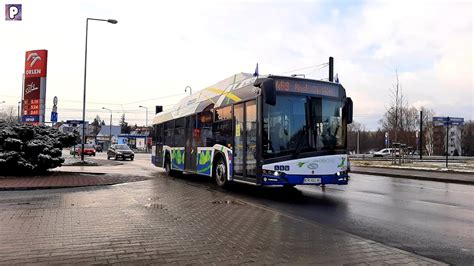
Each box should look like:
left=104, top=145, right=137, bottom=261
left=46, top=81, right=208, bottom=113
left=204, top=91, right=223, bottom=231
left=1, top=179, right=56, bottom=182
left=107, top=144, right=135, bottom=161
left=373, top=148, right=399, bottom=157
left=70, top=144, right=96, bottom=156
left=95, top=144, right=103, bottom=152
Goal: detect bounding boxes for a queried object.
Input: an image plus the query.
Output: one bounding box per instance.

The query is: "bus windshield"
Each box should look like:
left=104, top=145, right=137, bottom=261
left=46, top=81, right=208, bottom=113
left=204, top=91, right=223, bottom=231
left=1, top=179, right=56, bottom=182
left=263, top=94, right=345, bottom=158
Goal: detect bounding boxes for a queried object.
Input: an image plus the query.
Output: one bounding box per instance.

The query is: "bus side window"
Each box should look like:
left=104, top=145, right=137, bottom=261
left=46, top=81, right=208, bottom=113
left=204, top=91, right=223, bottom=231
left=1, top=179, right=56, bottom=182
left=174, top=118, right=185, bottom=147
left=213, top=106, right=232, bottom=148
left=164, top=120, right=174, bottom=146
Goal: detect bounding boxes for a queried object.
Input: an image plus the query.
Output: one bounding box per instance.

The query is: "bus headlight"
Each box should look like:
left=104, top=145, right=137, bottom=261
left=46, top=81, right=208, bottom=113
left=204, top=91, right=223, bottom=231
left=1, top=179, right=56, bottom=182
left=262, top=169, right=286, bottom=177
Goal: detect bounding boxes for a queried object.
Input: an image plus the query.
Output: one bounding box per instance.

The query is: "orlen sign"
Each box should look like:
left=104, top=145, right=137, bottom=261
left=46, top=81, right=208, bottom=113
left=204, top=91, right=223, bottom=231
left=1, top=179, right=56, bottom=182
left=22, top=50, right=48, bottom=124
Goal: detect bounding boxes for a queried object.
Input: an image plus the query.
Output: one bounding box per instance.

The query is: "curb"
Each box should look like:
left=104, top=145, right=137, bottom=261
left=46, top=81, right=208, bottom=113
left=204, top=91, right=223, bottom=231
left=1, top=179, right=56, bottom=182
left=351, top=170, right=474, bottom=185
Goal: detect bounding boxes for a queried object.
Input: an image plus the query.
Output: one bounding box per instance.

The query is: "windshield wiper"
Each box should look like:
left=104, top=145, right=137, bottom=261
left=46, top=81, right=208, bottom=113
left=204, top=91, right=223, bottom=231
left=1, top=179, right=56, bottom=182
left=293, top=126, right=307, bottom=159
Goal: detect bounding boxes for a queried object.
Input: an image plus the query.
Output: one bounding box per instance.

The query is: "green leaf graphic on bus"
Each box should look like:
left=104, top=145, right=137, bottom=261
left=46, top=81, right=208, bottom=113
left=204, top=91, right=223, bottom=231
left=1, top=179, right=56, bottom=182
left=197, top=150, right=212, bottom=175
left=337, top=157, right=346, bottom=168
left=172, top=149, right=184, bottom=165
left=198, top=150, right=211, bottom=165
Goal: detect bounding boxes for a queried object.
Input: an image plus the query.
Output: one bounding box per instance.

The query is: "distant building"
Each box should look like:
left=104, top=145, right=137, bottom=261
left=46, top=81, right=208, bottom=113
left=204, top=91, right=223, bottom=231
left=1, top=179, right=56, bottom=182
left=118, top=126, right=151, bottom=151
left=96, top=125, right=121, bottom=150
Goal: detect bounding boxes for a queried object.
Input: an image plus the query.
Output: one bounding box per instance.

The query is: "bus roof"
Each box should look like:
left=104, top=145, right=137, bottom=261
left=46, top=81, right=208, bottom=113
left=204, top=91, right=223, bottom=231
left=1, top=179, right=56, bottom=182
left=153, top=73, right=259, bottom=124
left=152, top=73, right=346, bottom=125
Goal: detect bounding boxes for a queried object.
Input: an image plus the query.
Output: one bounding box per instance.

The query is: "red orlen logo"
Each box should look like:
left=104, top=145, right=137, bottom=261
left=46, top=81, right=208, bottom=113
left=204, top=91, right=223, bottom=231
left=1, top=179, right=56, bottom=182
left=25, top=50, right=48, bottom=78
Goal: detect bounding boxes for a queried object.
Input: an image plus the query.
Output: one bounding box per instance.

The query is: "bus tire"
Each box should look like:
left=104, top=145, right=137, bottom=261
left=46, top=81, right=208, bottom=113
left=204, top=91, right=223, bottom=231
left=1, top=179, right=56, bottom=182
left=213, top=155, right=228, bottom=188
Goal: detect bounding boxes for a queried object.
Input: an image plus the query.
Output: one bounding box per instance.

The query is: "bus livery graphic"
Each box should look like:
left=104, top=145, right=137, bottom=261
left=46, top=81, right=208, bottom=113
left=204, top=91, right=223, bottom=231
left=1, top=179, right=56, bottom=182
left=197, top=149, right=212, bottom=175
left=171, top=148, right=185, bottom=170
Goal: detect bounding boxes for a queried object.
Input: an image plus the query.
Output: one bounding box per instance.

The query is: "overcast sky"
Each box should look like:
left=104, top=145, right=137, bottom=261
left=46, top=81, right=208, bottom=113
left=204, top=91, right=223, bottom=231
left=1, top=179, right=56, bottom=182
left=0, top=0, right=472, bottom=129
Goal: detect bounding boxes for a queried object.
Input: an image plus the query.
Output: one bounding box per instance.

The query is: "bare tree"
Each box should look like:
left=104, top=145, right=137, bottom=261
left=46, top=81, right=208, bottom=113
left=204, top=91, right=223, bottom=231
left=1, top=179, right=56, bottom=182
left=380, top=70, right=409, bottom=142
left=0, top=106, right=17, bottom=123
left=419, top=107, right=435, bottom=156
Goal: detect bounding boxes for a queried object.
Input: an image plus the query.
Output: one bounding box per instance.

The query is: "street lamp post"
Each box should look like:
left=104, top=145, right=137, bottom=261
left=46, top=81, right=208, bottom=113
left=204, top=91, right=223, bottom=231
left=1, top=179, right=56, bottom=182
left=138, top=105, right=148, bottom=127
left=17, top=101, right=21, bottom=122
left=139, top=105, right=148, bottom=152
left=185, top=86, right=192, bottom=95
left=81, top=17, right=118, bottom=162
left=102, top=107, right=112, bottom=148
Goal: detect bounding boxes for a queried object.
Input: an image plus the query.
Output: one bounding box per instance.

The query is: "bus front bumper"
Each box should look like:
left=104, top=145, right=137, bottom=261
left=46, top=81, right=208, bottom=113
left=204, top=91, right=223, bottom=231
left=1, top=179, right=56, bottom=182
left=261, top=172, right=349, bottom=186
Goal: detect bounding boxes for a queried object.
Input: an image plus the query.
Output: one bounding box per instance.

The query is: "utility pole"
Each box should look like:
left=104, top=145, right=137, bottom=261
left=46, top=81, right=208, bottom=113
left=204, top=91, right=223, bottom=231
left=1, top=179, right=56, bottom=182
left=328, top=57, right=334, bottom=82
left=357, top=130, right=360, bottom=154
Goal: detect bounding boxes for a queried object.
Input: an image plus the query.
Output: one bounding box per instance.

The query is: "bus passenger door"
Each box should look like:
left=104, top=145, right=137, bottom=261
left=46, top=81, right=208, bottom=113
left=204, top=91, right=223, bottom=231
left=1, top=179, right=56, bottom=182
left=155, top=124, right=164, bottom=167
left=185, top=115, right=196, bottom=172
left=234, top=103, right=244, bottom=176
left=245, top=100, right=257, bottom=178
left=233, top=100, right=257, bottom=179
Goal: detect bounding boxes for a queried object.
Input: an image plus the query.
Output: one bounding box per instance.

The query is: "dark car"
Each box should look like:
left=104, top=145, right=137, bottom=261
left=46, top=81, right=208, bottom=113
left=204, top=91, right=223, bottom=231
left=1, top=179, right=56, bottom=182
left=95, top=144, right=103, bottom=152
left=107, top=144, right=134, bottom=161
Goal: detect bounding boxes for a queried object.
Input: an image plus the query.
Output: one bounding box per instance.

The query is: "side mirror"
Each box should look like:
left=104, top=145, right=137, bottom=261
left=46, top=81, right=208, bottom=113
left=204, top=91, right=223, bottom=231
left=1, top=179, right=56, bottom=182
left=344, top=97, right=353, bottom=124
left=255, top=78, right=276, bottom=106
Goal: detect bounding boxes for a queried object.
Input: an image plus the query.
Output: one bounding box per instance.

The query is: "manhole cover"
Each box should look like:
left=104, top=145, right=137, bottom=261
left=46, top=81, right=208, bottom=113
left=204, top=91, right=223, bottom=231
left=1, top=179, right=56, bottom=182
left=211, top=200, right=246, bottom=205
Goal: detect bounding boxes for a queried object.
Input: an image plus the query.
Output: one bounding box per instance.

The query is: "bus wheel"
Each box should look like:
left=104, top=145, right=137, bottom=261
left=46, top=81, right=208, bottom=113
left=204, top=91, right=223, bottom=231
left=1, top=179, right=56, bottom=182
left=214, top=157, right=227, bottom=188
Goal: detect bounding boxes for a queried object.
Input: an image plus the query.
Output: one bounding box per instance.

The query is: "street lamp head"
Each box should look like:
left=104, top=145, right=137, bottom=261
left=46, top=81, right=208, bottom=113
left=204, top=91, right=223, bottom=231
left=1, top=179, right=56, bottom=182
left=107, top=19, right=118, bottom=24
left=139, top=105, right=145, bottom=108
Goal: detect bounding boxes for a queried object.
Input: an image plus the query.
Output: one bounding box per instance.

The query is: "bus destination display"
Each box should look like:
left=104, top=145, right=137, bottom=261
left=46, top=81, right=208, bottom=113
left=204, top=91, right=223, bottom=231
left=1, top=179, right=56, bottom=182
left=275, top=79, right=339, bottom=97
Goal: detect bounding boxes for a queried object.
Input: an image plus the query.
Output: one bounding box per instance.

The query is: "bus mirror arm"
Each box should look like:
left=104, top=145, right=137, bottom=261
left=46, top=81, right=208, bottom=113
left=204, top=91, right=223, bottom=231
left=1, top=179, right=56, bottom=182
left=254, top=78, right=276, bottom=106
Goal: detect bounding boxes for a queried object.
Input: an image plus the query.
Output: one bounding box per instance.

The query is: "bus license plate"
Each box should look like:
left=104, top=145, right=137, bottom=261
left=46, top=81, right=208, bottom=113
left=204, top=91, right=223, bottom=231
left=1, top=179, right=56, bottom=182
left=303, top=178, right=321, bottom=184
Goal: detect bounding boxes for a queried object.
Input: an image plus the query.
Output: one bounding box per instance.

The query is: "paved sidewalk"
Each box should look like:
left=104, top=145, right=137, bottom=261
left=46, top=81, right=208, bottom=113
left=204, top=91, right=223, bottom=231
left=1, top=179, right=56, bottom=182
left=0, top=175, right=444, bottom=264
left=352, top=166, right=474, bottom=185
left=0, top=172, right=152, bottom=190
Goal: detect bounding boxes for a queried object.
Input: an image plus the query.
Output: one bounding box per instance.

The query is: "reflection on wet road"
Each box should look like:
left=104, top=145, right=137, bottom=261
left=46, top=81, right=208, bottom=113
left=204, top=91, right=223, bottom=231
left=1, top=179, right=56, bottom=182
left=174, top=168, right=474, bottom=265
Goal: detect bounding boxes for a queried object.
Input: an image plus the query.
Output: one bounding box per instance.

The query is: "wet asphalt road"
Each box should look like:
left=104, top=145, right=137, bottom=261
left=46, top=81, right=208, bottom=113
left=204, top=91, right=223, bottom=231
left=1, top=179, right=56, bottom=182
left=55, top=153, right=474, bottom=264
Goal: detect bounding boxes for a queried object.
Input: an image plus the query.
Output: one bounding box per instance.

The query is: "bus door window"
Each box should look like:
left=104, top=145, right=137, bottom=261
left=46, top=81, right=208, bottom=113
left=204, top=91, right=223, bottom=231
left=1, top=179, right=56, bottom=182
left=213, top=106, right=233, bottom=148
left=245, top=100, right=257, bottom=177
left=185, top=115, right=196, bottom=171
left=233, top=103, right=244, bottom=176
left=197, top=110, right=213, bottom=147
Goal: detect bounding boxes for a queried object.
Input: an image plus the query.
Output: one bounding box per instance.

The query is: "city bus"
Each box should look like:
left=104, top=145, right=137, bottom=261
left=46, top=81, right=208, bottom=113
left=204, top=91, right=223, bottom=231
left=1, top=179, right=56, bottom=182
left=151, top=72, right=353, bottom=187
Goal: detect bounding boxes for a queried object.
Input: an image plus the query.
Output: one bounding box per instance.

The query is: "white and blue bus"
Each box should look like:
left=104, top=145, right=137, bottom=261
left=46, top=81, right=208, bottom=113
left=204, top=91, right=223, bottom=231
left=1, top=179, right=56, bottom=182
left=151, top=72, right=353, bottom=187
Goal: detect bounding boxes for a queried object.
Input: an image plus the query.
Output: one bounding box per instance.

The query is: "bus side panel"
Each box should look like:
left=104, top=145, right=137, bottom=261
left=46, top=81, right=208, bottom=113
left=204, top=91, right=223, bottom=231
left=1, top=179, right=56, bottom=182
left=170, top=147, right=185, bottom=171
left=196, top=147, right=213, bottom=176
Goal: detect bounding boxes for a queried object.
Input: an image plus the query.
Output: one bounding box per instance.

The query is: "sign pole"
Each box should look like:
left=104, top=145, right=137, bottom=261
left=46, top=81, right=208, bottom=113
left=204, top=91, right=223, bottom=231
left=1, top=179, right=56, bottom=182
left=446, top=117, right=449, bottom=168
left=419, top=110, right=423, bottom=160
